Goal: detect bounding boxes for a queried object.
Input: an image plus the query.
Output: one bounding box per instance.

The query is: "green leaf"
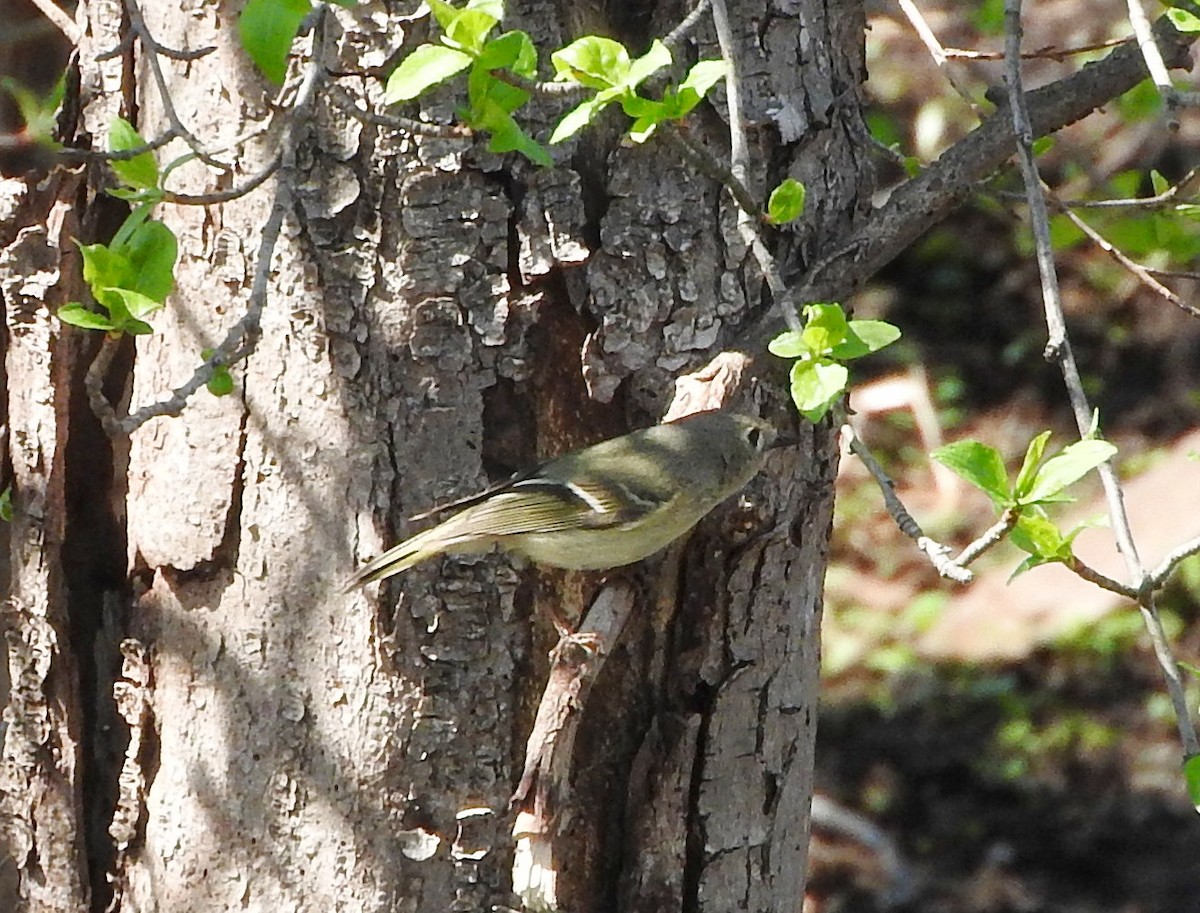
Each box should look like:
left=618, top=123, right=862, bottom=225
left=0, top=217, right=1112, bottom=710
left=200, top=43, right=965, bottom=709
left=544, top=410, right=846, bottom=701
left=57, top=303, right=118, bottom=331
left=801, top=303, right=850, bottom=356
left=1021, top=439, right=1117, bottom=504
left=623, top=40, right=671, bottom=89
left=1167, top=7, right=1200, bottom=33
left=789, top=359, right=848, bottom=423
left=1031, top=136, right=1055, bottom=156
left=78, top=242, right=133, bottom=292
left=1010, top=512, right=1068, bottom=559
left=1150, top=169, right=1171, bottom=196
left=108, top=117, right=159, bottom=190
left=384, top=44, right=472, bottom=103
left=551, top=36, right=630, bottom=89
left=626, top=102, right=667, bottom=143
left=426, top=0, right=462, bottom=31
left=0, top=485, right=11, bottom=522
left=445, top=9, right=499, bottom=54
left=467, top=60, right=528, bottom=113
left=550, top=95, right=606, bottom=143
left=1008, top=553, right=1049, bottom=581
left=767, top=178, right=806, bottom=225
left=767, top=330, right=810, bottom=360
left=238, top=0, right=311, bottom=84
left=1013, top=430, right=1052, bottom=499
left=207, top=365, right=235, bottom=396
left=465, top=0, right=504, bottom=16
left=107, top=287, right=165, bottom=321
left=667, top=58, right=726, bottom=120
left=832, top=319, right=901, bottom=360
left=477, top=30, right=537, bottom=77
left=932, top=440, right=1011, bottom=505
left=120, top=219, right=178, bottom=302
left=487, top=112, right=551, bottom=165
left=1186, top=754, right=1200, bottom=811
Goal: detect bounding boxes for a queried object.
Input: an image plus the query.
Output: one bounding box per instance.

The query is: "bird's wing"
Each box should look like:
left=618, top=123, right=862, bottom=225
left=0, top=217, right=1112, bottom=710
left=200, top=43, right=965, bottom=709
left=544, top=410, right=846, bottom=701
left=447, top=477, right=657, bottom=537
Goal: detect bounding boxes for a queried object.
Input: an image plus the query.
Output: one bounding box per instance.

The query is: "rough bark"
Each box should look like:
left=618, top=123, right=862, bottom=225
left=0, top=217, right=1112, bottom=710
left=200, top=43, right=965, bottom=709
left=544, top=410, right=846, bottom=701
left=1, top=0, right=856, bottom=910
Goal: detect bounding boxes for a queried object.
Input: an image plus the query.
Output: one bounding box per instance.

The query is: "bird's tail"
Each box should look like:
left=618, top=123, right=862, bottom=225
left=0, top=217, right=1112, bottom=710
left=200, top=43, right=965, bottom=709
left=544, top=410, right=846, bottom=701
left=341, top=526, right=445, bottom=591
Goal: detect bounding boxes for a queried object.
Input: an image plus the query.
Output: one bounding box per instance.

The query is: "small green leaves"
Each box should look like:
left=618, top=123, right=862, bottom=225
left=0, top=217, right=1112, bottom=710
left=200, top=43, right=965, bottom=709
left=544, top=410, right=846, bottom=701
left=933, top=433, right=1117, bottom=574
left=0, top=74, right=65, bottom=149
left=239, top=0, right=312, bottom=84
left=108, top=117, right=160, bottom=192
left=549, top=38, right=671, bottom=144
left=1186, top=754, right=1200, bottom=811
left=1019, top=439, right=1117, bottom=504
left=202, top=349, right=236, bottom=397
left=934, top=434, right=1116, bottom=511
left=931, top=440, right=1011, bottom=507
left=767, top=178, right=806, bottom=224
left=59, top=192, right=178, bottom=336
left=385, top=45, right=473, bottom=102
left=768, top=302, right=901, bottom=422
left=0, top=486, right=11, bottom=522
left=382, top=0, right=551, bottom=165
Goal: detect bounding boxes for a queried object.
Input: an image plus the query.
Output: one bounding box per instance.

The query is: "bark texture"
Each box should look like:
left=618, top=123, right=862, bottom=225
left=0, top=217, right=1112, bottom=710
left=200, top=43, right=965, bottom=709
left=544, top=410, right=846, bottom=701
left=1, top=0, right=860, bottom=910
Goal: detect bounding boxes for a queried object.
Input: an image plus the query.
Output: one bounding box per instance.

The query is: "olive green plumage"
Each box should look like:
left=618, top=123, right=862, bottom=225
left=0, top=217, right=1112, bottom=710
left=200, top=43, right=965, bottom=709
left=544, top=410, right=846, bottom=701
left=345, top=411, right=776, bottom=589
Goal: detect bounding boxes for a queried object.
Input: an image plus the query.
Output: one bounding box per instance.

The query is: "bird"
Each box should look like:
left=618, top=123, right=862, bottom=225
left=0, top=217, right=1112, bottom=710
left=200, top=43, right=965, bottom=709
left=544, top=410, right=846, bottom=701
left=344, top=410, right=777, bottom=590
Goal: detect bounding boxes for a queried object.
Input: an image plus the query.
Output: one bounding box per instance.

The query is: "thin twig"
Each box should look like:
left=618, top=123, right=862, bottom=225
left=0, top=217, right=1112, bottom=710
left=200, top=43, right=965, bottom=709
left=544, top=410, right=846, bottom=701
left=894, top=0, right=984, bottom=116
left=124, top=0, right=231, bottom=171
left=161, top=153, right=282, bottom=205
left=943, top=36, right=1130, bottom=62
left=1048, top=191, right=1200, bottom=319
left=1007, top=165, right=1200, bottom=209
left=1148, top=534, right=1200, bottom=590
left=953, top=511, right=1018, bottom=569
left=660, top=124, right=761, bottom=219
left=326, top=84, right=472, bottom=137
left=708, top=0, right=801, bottom=332
left=25, top=0, right=81, bottom=44
left=1126, top=0, right=1174, bottom=86
left=102, top=10, right=327, bottom=434
left=1137, top=591, right=1200, bottom=758
left=1066, top=556, right=1138, bottom=599
left=843, top=424, right=973, bottom=583
left=664, top=0, right=713, bottom=52
left=83, top=335, right=123, bottom=434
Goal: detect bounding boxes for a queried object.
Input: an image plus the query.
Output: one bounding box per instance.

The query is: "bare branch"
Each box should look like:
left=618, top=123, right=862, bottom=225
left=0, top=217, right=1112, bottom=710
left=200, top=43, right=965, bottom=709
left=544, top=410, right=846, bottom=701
left=943, top=37, right=1130, bottom=62
left=664, top=0, right=712, bottom=52
left=1049, top=192, right=1200, bottom=319
left=123, top=0, right=231, bottom=172
left=326, top=84, right=473, bottom=137
left=1065, top=556, right=1138, bottom=599
left=709, top=0, right=801, bottom=332
left=894, top=0, right=985, bottom=116
left=842, top=424, right=973, bottom=583
left=953, top=511, right=1018, bottom=569
left=511, top=583, right=636, bottom=912
left=161, top=153, right=282, bottom=205
left=1124, top=0, right=1181, bottom=124
left=24, top=0, right=80, bottom=45
left=1148, top=534, right=1200, bottom=590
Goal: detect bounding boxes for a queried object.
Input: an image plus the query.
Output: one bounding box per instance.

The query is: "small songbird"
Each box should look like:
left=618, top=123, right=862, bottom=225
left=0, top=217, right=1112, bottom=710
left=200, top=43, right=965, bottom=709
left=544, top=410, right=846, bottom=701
left=344, top=410, right=778, bottom=589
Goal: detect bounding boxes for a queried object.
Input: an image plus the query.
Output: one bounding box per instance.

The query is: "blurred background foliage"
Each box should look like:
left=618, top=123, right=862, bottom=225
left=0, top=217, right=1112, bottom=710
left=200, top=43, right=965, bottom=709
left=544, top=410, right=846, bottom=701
left=819, top=2, right=1200, bottom=910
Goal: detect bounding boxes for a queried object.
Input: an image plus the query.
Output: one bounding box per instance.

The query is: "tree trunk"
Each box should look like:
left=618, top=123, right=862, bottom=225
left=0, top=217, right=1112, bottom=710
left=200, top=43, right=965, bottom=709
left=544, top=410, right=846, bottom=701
left=2, top=1, right=862, bottom=910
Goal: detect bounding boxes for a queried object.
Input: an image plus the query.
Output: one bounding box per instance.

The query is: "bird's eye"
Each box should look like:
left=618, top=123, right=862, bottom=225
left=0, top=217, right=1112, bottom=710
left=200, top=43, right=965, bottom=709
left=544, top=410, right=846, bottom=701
left=747, top=427, right=763, bottom=450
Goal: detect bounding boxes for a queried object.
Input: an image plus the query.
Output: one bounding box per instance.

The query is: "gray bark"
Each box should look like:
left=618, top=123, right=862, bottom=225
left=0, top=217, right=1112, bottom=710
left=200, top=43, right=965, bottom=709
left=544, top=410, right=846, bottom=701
left=2, top=1, right=858, bottom=910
